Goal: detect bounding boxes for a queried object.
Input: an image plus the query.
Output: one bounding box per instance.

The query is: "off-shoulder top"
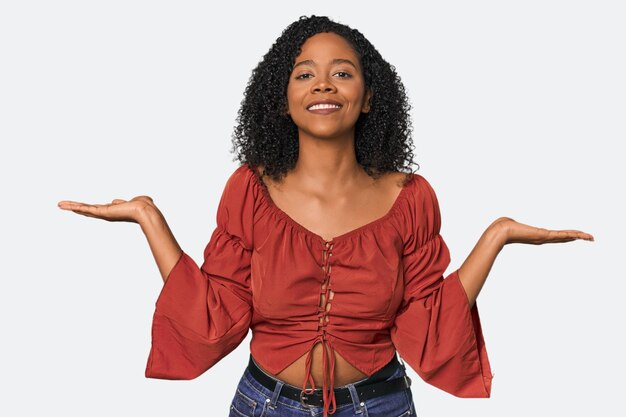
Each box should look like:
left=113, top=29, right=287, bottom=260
left=145, top=163, right=493, bottom=417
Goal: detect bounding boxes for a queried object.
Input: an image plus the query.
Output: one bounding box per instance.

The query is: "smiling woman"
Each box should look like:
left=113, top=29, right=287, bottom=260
left=139, top=15, right=497, bottom=417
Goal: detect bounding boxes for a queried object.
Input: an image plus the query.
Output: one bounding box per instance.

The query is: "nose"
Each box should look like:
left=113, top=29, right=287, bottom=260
left=311, top=75, right=337, bottom=93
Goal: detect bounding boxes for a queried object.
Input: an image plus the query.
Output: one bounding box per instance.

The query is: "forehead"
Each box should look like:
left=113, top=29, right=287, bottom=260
left=295, top=32, right=358, bottom=62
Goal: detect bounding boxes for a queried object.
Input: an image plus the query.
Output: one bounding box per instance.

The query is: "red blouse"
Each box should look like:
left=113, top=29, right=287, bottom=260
left=145, top=163, right=493, bottom=416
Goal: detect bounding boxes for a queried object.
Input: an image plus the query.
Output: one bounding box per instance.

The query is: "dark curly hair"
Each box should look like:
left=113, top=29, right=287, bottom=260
left=230, top=14, right=419, bottom=183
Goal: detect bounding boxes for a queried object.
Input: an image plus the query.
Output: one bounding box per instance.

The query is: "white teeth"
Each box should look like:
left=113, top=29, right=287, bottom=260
left=308, top=103, right=341, bottom=110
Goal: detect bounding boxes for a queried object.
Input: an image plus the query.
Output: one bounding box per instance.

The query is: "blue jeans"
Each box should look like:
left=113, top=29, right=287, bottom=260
left=228, top=354, right=417, bottom=417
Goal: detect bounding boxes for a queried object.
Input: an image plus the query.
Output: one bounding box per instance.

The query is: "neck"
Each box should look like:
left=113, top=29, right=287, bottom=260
left=292, top=129, right=365, bottom=190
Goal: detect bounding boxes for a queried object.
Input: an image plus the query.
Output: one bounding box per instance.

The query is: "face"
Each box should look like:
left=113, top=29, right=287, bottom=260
left=286, top=32, right=372, bottom=140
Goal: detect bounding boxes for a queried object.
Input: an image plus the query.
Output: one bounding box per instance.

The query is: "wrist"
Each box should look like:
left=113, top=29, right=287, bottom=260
left=138, top=204, right=164, bottom=230
left=487, top=218, right=509, bottom=247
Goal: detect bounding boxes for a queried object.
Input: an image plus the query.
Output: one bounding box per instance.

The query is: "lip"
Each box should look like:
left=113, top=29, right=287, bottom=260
left=306, top=99, right=343, bottom=114
left=307, top=99, right=343, bottom=109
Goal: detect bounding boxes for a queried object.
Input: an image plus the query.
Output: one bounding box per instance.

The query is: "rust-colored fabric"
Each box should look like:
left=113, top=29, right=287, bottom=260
left=145, top=163, right=493, bottom=416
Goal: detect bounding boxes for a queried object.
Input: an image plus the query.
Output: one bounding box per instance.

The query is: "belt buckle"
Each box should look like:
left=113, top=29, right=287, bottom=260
left=299, top=390, right=317, bottom=408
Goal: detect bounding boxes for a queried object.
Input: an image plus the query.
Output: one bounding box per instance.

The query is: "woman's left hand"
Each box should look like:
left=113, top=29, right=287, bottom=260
left=491, top=217, right=595, bottom=245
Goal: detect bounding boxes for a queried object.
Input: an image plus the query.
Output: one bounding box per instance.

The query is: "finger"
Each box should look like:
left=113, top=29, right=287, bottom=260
left=62, top=202, right=102, bottom=216
left=71, top=210, right=100, bottom=219
left=534, top=232, right=576, bottom=244
left=556, top=229, right=586, bottom=234
left=58, top=200, right=84, bottom=209
left=579, top=232, right=595, bottom=241
left=552, top=236, right=578, bottom=243
left=547, top=230, right=594, bottom=242
left=131, top=196, right=154, bottom=204
left=555, top=230, right=594, bottom=240
left=58, top=201, right=87, bottom=210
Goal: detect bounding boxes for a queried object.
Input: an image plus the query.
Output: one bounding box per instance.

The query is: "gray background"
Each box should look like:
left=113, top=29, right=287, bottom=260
left=1, top=1, right=623, bottom=416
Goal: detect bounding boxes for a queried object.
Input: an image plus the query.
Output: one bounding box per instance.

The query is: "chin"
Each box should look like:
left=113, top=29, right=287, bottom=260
left=302, top=128, right=350, bottom=139
left=296, top=122, right=357, bottom=139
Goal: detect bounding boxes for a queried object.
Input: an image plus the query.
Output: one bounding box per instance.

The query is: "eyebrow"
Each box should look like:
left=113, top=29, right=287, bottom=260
left=292, top=58, right=358, bottom=70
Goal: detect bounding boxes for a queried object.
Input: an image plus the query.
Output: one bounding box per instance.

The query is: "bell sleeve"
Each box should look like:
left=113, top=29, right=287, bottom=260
left=390, top=175, right=494, bottom=397
left=145, top=167, right=255, bottom=380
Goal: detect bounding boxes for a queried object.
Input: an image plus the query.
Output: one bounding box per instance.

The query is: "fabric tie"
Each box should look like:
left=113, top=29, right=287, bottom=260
left=302, top=335, right=337, bottom=416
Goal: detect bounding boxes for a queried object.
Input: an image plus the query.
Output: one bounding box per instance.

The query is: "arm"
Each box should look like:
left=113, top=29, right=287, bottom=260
left=457, top=217, right=594, bottom=308
left=138, top=205, right=183, bottom=283
left=58, top=194, right=182, bottom=284
left=144, top=166, right=256, bottom=380
left=391, top=174, right=494, bottom=397
left=58, top=166, right=256, bottom=380
left=457, top=222, right=506, bottom=309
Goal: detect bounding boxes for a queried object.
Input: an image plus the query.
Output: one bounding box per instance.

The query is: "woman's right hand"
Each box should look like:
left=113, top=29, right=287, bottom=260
left=59, top=195, right=181, bottom=282
left=57, top=196, right=157, bottom=224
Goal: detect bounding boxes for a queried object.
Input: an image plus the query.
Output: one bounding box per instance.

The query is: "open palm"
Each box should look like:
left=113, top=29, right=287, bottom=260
left=57, top=196, right=156, bottom=223
left=493, top=217, right=594, bottom=245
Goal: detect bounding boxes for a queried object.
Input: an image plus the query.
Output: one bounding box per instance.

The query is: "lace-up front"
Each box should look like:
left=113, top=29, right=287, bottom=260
left=145, top=163, right=494, bottom=417
left=301, top=239, right=337, bottom=415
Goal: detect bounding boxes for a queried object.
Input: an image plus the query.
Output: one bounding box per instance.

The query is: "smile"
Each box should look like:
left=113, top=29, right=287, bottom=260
left=307, top=103, right=342, bottom=114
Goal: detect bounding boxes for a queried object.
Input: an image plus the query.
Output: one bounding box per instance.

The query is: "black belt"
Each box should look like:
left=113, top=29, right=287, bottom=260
left=247, top=354, right=412, bottom=408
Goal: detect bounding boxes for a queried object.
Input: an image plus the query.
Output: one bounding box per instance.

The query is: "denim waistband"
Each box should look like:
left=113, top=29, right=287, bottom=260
left=248, top=352, right=403, bottom=390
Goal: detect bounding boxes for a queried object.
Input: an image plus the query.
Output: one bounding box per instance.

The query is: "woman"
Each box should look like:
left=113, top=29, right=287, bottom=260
left=58, top=15, right=594, bottom=417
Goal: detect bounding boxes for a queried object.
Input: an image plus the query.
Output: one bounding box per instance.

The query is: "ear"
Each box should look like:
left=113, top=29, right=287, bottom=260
left=361, top=87, right=373, bottom=113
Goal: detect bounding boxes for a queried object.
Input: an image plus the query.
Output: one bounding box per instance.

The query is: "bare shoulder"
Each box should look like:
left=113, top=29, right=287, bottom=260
left=363, top=170, right=413, bottom=208
left=253, top=163, right=275, bottom=188
left=379, top=170, right=413, bottom=190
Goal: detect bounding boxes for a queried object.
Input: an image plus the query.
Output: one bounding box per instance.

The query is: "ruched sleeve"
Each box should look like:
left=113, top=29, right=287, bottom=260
left=390, top=174, right=494, bottom=397
left=145, top=166, right=255, bottom=380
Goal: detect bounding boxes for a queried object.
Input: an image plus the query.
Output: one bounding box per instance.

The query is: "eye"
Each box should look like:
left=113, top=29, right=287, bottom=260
left=334, top=71, right=352, bottom=78
left=295, top=73, right=313, bottom=80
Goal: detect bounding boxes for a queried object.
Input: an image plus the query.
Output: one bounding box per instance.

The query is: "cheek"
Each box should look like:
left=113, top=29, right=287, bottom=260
left=346, top=85, right=365, bottom=104
left=286, top=86, right=299, bottom=110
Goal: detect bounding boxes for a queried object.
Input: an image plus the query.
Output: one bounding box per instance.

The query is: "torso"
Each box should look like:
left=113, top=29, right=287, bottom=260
left=253, top=164, right=410, bottom=388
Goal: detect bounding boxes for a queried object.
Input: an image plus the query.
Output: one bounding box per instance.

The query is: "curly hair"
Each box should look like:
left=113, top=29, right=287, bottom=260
left=230, top=14, right=419, bottom=183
